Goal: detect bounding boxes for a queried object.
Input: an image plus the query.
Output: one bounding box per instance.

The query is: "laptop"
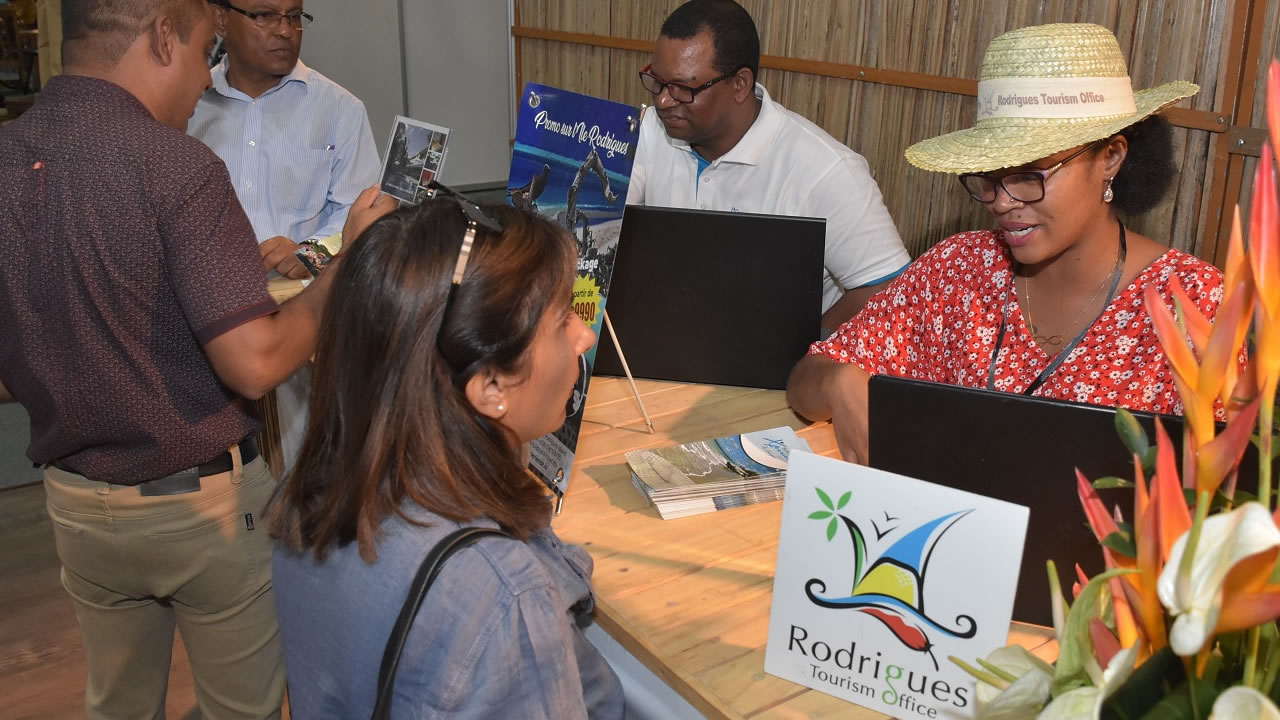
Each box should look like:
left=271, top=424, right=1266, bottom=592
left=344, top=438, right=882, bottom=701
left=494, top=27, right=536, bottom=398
left=592, top=205, right=825, bottom=390
left=866, top=374, right=1260, bottom=626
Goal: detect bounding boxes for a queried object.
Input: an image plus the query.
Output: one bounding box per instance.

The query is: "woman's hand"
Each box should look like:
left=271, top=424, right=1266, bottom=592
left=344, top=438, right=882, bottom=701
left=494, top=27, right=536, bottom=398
left=825, top=364, right=871, bottom=464
left=786, top=355, right=872, bottom=464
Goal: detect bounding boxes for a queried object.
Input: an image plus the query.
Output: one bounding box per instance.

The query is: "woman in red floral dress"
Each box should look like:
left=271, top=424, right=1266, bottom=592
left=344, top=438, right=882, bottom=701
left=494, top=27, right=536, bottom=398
left=787, top=23, right=1219, bottom=463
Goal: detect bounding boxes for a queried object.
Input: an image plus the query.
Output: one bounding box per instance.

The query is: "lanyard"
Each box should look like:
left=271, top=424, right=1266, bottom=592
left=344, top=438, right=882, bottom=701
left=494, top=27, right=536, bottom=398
left=986, top=223, right=1128, bottom=396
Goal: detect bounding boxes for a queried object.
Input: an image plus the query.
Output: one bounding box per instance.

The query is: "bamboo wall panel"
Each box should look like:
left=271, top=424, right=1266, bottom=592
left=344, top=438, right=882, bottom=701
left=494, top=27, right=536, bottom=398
left=1250, top=0, right=1280, bottom=124
left=517, top=0, right=610, bottom=97
left=515, top=0, right=1235, bottom=259
left=520, top=37, right=611, bottom=97
left=1232, top=0, right=1280, bottom=230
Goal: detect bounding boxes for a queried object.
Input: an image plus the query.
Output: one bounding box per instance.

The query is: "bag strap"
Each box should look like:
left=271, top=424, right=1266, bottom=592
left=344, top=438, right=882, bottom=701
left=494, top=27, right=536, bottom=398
left=371, top=526, right=510, bottom=720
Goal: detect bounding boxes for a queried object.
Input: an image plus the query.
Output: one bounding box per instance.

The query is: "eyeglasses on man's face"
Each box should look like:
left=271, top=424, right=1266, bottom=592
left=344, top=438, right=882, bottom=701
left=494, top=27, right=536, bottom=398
left=219, top=1, right=314, bottom=31
left=957, top=140, right=1103, bottom=204
left=638, top=64, right=737, bottom=104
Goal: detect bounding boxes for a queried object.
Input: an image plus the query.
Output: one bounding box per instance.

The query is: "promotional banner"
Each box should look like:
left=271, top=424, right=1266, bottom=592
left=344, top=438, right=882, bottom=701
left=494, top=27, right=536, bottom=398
left=507, top=83, right=640, bottom=503
left=765, top=451, right=1029, bottom=719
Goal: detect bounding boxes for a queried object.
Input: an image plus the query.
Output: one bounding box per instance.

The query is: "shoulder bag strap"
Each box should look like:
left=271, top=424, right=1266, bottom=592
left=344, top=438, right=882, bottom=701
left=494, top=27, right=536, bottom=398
left=371, top=526, right=511, bottom=720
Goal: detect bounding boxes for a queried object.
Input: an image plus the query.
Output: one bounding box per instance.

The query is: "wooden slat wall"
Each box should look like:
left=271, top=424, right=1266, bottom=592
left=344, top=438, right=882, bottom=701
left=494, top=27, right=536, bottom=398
left=515, top=0, right=1241, bottom=260
left=1231, top=0, right=1280, bottom=233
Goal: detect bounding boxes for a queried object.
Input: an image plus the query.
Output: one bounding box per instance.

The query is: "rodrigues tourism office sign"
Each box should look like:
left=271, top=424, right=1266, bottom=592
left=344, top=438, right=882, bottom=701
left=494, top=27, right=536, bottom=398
left=765, top=451, right=1029, bottom=719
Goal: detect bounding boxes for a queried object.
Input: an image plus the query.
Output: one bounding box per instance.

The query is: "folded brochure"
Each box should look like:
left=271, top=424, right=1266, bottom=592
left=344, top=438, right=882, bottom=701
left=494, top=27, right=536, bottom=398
left=626, top=427, right=810, bottom=518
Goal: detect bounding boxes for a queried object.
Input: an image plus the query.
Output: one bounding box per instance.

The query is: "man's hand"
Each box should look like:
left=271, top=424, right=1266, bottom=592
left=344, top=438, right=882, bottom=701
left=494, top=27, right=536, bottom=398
left=259, top=236, right=310, bottom=279
left=341, top=186, right=399, bottom=253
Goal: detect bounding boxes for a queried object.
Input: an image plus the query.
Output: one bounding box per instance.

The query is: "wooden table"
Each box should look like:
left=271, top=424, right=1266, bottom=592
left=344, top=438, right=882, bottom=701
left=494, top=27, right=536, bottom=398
left=556, top=377, right=1056, bottom=719
left=261, top=273, right=1054, bottom=716
left=267, top=276, right=307, bottom=303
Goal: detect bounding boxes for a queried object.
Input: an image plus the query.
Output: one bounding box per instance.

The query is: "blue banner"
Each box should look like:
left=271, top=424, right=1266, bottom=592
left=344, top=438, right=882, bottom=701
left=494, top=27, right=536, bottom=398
left=508, top=83, right=640, bottom=500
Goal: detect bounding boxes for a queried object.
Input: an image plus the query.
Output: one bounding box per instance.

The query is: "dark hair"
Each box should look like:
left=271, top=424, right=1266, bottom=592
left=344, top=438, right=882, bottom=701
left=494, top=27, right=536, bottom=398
left=1108, top=115, right=1177, bottom=216
left=660, top=0, right=760, bottom=82
left=267, top=200, right=577, bottom=562
left=62, top=0, right=205, bottom=65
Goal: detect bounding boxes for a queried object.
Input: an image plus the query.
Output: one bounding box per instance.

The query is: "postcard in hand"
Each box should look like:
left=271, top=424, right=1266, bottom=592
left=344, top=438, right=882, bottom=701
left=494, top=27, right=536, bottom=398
left=379, top=115, right=452, bottom=206
left=507, top=83, right=640, bottom=504
left=296, top=116, right=452, bottom=275
left=765, top=451, right=1029, bottom=719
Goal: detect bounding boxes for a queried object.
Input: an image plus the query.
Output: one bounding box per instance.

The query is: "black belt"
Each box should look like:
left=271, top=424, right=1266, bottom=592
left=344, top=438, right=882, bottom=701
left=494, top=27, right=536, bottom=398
left=186, top=435, right=260, bottom=477
left=53, top=436, right=259, bottom=496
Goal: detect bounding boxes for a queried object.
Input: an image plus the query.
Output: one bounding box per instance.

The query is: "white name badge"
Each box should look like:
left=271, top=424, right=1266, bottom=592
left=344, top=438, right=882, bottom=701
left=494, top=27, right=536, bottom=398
left=976, top=76, right=1137, bottom=120
left=764, top=451, right=1030, bottom=719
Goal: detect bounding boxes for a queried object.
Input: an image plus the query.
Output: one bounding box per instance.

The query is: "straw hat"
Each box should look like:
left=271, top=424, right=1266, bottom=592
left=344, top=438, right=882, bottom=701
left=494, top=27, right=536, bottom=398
left=904, top=23, right=1199, bottom=174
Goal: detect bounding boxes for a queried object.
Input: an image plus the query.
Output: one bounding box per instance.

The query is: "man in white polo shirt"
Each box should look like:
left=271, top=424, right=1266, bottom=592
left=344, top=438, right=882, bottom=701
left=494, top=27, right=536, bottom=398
left=627, top=0, right=909, bottom=330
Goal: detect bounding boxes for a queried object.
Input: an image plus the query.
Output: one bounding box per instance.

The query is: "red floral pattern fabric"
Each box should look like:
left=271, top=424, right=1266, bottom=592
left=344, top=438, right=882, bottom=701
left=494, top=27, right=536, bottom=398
left=810, top=230, right=1225, bottom=415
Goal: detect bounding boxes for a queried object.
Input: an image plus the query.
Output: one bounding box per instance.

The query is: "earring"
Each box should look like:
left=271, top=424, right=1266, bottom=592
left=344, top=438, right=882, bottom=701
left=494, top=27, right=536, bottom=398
left=1102, top=177, right=1115, bottom=204
left=496, top=404, right=506, bottom=414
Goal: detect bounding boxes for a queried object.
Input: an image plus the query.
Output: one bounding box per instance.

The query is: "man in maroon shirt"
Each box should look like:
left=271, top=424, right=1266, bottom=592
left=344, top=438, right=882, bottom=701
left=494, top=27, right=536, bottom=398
left=0, top=1, right=394, bottom=717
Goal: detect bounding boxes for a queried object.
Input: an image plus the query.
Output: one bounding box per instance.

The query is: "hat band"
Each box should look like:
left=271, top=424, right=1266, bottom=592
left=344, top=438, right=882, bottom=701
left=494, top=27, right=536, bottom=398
left=976, top=76, right=1138, bottom=120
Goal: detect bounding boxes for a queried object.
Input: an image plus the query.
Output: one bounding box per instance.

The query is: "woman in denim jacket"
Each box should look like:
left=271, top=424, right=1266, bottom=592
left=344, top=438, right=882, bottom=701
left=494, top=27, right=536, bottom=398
left=266, top=194, right=624, bottom=719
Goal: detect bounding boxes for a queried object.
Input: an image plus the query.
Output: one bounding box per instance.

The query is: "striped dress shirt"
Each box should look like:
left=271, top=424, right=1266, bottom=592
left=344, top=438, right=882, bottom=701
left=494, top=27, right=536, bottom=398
left=189, top=58, right=380, bottom=244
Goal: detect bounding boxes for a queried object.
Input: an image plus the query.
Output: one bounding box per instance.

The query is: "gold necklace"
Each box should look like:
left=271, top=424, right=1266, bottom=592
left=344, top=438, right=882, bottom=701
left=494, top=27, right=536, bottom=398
left=1021, top=254, right=1119, bottom=347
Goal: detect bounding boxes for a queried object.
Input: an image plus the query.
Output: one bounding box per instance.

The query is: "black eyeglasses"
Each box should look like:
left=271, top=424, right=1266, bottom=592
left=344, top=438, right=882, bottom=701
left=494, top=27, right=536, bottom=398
left=638, top=64, right=738, bottom=103
left=958, top=141, right=1103, bottom=204
left=219, top=1, right=314, bottom=30
left=424, top=181, right=504, bottom=296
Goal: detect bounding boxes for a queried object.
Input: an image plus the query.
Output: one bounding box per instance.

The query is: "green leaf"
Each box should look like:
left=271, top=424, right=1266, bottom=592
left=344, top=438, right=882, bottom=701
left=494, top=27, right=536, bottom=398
left=1093, top=476, right=1135, bottom=489
left=1100, top=647, right=1184, bottom=720
left=947, top=655, right=1008, bottom=688
left=1226, top=488, right=1258, bottom=506
left=976, top=657, right=1021, bottom=684
left=1131, top=678, right=1220, bottom=720
left=837, top=491, right=851, bottom=510
left=1115, top=409, right=1150, bottom=459
left=1053, top=567, right=1136, bottom=697
left=1249, top=432, right=1280, bottom=459
left=808, top=510, right=832, bottom=520
left=826, top=516, right=837, bottom=542
left=816, top=487, right=834, bottom=511
left=1101, top=531, right=1137, bottom=559
left=1141, top=447, right=1157, bottom=474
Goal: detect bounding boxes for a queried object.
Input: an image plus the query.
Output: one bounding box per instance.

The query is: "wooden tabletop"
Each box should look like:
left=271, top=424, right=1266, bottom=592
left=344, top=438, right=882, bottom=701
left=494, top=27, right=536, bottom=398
left=555, top=376, right=1055, bottom=719
left=267, top=276, right=306, bottom=303
left=258, top=270, right=1055, bottom=716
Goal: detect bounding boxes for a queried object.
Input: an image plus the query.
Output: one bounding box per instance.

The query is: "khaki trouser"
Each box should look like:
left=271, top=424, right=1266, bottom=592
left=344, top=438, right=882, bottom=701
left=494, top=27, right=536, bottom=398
left=43, top=450, right=285, bottom=720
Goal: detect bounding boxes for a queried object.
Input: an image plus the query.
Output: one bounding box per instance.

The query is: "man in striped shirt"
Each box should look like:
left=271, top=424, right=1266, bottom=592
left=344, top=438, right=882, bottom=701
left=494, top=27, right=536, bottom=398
left=189, top=0, right=380, bottom=469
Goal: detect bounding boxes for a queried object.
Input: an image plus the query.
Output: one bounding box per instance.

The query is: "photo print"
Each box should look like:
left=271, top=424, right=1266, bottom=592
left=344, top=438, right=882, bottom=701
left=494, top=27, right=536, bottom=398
left=379, top=116, right=451, bottom=206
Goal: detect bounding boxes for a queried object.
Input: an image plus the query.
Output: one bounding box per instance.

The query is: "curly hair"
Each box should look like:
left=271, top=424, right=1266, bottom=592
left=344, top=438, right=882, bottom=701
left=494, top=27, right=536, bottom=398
left=1109, top=115, right=1177, bottom=217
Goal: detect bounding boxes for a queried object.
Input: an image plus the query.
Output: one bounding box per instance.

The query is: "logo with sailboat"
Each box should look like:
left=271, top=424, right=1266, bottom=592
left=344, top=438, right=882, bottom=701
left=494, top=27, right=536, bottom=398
left=804, top=488, right=978, bottom=670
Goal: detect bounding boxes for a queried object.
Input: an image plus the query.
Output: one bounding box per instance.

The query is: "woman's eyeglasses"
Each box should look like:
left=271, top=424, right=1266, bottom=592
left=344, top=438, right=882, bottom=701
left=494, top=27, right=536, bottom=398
left=957, top=140, right=1103, bottom=204
left=637, top=63, right=738, bottom=103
